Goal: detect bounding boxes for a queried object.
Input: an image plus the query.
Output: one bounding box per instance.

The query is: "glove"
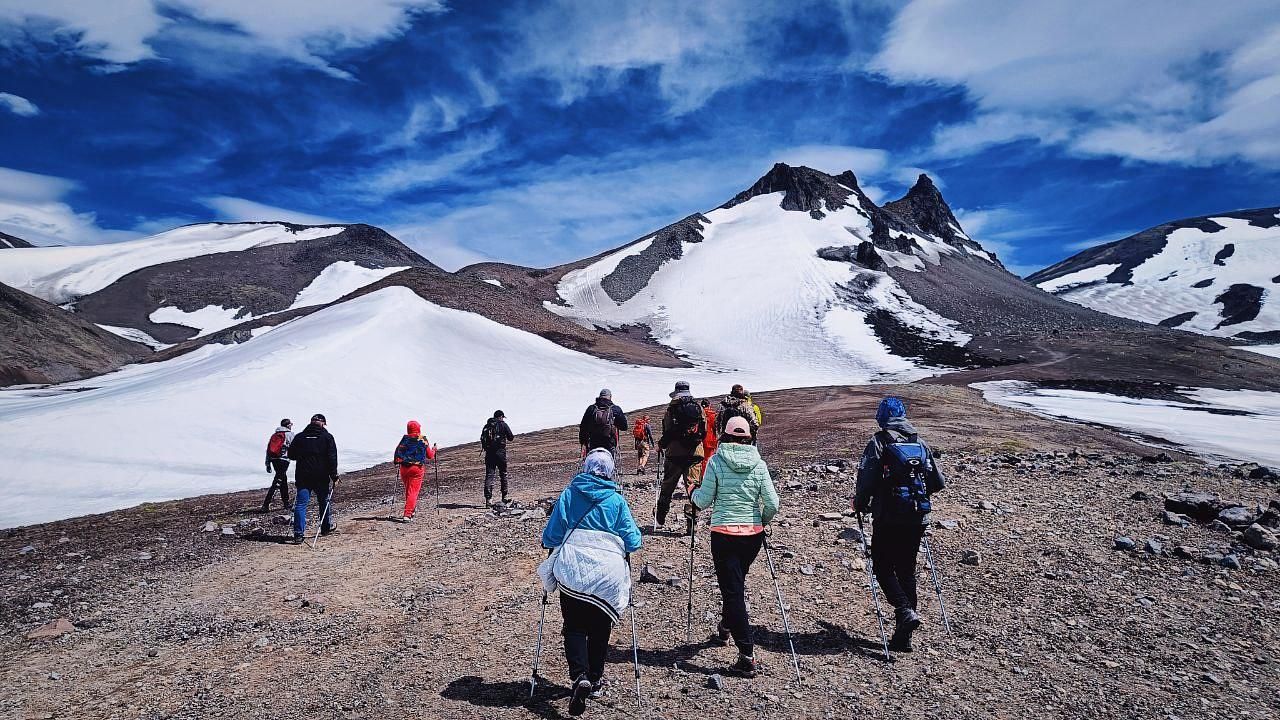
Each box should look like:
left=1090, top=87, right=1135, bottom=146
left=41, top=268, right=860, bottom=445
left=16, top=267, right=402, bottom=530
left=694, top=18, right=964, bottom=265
left=265, top=461, right=272, bottom=473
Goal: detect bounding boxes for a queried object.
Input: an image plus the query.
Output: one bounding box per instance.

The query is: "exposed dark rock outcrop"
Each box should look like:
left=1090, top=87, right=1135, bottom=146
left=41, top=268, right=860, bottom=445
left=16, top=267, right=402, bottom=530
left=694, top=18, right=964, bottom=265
left=883, top=174, right=966, bottom=246
left=0, top=230, right=34, bottom=249
left=1214, top=284, right=1264, bottom=328
left=1213, top=243, right=1235, bottom=265
left=1158, top=311, right=1197, bottom=328
left=720, top=163, right=853, bottom=216
left=599, top=214, right=708, bottom=303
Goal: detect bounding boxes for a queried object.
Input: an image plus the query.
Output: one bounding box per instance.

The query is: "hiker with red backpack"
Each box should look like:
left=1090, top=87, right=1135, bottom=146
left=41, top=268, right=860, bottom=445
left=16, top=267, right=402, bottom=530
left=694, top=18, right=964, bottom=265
left=632, top=415, right=655, bottom=474
left=853, top=397, right=946, bottom=652
left=578, top=389, right=628, bottom=462
left=393, top=420, right=437, bottom=522
left=262, top=419, right=294, bottom=511
left=656, top=381, right=706, bottom=533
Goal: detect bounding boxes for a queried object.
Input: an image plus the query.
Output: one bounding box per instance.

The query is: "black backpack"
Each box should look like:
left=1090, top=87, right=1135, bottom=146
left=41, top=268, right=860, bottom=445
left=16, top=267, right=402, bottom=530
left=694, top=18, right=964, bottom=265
left=878, top=433, right=933, bottom=520
left=671, top=397, right=703, bottom=437
left=587, top=404, right=617, bottom=447
left=719, top=399, right=756, bottom=432
left=480, top=420, right=496, bottom=451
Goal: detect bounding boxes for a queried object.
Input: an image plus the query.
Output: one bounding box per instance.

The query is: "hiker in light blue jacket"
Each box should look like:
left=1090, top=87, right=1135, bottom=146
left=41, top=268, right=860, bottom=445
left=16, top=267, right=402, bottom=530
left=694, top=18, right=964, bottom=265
left=691, top=415, right=780, bottom=678
left=539, top=449, right=642, bottom=715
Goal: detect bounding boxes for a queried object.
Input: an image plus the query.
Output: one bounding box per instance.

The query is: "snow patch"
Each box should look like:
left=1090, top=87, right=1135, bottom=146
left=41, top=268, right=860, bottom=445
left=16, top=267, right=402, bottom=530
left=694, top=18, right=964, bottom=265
left=1036, top=263, right=1120, bottom=293
left=149, top=305, right=249, bottom=337
left=974, top=380, right=1280, bottom=466
left=290, top=261, right=408, bottom=310
left=482, top=278, right=503, bottom=288
left=1234, top=344, right=1280, bottom=359
left=95, top=324, right=171, bottom=350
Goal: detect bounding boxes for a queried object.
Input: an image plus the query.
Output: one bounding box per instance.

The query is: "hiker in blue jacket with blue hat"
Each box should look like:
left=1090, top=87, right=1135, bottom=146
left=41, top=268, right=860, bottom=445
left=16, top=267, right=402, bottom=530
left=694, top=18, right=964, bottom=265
left=853, top=397, right=946, bottom=652
left=539, top=448, right=642, bottom=715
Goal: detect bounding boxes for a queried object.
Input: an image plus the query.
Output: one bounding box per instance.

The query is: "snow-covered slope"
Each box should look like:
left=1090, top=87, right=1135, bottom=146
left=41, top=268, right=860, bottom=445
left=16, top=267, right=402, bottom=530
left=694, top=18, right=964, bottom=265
left=0, top=223, right=345, bottom=304
left=1028, top=208, right=1280, bottom=341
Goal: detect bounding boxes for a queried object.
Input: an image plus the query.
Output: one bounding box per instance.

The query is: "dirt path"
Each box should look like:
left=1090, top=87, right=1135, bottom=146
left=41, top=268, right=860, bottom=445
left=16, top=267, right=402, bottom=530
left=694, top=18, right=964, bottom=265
left=2, top=384, right=1277, bottom=720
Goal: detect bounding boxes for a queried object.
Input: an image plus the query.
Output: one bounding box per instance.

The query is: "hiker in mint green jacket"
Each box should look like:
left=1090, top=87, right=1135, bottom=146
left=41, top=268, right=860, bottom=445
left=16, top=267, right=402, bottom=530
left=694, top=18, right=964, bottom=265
left=690, top=415, right=780, bottom=677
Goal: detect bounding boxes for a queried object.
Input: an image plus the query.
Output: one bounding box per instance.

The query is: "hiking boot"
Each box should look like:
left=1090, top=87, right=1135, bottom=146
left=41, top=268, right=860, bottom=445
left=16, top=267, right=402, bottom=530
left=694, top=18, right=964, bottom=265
left=588, top=678, right=607, bottom=699
left=502, top=495, right=511, bottom=505
left=290, top=535, right=304, bottom=545
left=320, top=527, right=338, bottom=537
left=728, top=653, right=759, bottom=678
left=637, top=467, right=646, bottom=475
left=400, top=515, right=413, bottom=524
left=568, top=676, right=592, bottom=715
left=655, top=510, right=667, bottom=527
left=711, top=622, right=731, bottom=647
left=889, top=607, right=922, bottom=652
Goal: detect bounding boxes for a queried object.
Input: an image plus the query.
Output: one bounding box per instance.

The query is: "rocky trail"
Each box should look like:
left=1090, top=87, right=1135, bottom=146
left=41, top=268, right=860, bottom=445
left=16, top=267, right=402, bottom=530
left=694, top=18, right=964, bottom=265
left=2, top=385, right=1278, bottom=720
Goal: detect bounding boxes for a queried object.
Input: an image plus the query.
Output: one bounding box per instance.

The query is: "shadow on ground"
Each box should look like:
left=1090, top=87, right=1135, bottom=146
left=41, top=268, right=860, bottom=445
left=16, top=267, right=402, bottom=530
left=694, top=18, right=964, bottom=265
left=441, top=675, right=570, bottom=719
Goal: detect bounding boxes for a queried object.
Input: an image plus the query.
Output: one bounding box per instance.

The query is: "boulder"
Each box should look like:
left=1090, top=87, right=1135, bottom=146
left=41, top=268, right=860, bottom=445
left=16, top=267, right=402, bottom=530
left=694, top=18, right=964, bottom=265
left=1217, top=506, right=1257, bottom=528
left=27, top=618, right=75, bottom=641
left=1161, top=511, right=1191, bottom=526
left=837, top=527, right=865, bottom=544
left=1114, top=536, right=1136, bottom=551
left=639, top=565, right=663, bottom=584
left=1163, top=491, right=1222, bottom=521
left=959, top=549, right=981, bottom=566
left=1243, top=523, right=1278, bottom=551
left=1143, top=538, right=1163, bottom=555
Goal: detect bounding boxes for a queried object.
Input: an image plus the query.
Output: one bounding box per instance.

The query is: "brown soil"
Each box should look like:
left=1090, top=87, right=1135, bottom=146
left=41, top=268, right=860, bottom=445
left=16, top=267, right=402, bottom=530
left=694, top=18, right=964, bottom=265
left=3, top=385, right=1277, bottom=720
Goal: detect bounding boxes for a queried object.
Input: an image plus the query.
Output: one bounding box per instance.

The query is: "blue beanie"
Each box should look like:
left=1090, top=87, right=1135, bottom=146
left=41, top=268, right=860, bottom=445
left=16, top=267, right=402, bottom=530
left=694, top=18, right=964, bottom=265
left=875, top=397, right=906, bottom=428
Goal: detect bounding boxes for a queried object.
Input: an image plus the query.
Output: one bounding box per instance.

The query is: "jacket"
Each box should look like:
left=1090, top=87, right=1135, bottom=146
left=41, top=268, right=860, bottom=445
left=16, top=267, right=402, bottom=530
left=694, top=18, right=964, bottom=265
left=691, top=442, right=779, bottom=528
left=481, top=418, right=514, bottom=453
left=578, top=399, right=628, bottom=449
left=716, top=395, right=760, bottom=436
left=539, top=471, right=643, bottom=622
left=290, top=422, right=339, bottom=490
left=394, top=435, right=436, bottom=465
left=660, top=394, right=706, bottom=461
left=265, top=426, right=294, bottom=466
left=853, top=418, right=945, bottom=525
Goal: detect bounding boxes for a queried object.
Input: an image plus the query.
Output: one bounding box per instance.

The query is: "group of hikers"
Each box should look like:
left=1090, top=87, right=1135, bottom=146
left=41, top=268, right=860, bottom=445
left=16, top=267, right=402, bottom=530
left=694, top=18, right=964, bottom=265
left=262, top=382, right=945, bottom=716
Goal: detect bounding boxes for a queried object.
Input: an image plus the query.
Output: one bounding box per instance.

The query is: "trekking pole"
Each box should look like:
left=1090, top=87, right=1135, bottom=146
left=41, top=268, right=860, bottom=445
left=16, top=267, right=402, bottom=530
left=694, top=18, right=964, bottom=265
left=652, top=449, right=665, bottom=532
left=685, top=519, right=696, bottom=643
left=856, top=514, right=891, bottom=661
left=434, top=456, right=440, bottom=515
left=309, top=485, right=336, bottom=550
left=761, top=536, right=802, bottom=682
left=626, top=559, right=643, bottom=710
left=921, top=535, right=953, bottom=635
left=529, top=590, right=548, bottom=699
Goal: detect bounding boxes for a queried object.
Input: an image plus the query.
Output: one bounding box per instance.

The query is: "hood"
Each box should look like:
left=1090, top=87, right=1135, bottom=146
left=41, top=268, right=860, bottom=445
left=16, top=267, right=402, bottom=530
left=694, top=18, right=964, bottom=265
left=406, top=420, right=421, bottom=437
left=276, top=425, right=291, bottom=433
left=882, top=417, right=918, bottom=438
left=669, top=392, right=692, bottom=405
left=594, top=397, right=614, bottom=409
left=570, top=471, right=620, bottom=502
left=717, top=442, right=764, bottom=472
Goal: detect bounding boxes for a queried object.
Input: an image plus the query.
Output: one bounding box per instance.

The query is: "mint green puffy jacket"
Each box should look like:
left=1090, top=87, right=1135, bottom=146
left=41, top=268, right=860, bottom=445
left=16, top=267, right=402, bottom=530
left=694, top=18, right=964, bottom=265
left=691, top=442, right=779, bottom=527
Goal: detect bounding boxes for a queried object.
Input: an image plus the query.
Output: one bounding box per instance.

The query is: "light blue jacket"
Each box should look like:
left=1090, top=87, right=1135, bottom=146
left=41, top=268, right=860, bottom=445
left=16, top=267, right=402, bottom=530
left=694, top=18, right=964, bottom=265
left=691, top=442, right=780, bottom=527
left=542, top=472, right=643, bottom=553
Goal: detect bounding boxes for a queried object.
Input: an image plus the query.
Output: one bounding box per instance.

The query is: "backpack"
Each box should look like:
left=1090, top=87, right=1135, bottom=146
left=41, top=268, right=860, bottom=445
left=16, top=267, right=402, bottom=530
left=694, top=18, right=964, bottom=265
left=671, top=397, right=703, bottom=437
left=719, top=399, right=756, bottom=433
left=481, top=420, right=497, bottom=451
left=266, top=431, right=287, bottom=458
left=632, top=418, right=648, bottom=440
left=878, top=434, right=933, bottom=520
left=587, top=404, right=617, bottom=447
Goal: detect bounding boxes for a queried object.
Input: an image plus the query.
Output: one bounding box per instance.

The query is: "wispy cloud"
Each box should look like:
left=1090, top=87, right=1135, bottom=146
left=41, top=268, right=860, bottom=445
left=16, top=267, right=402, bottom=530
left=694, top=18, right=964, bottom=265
left=355, top=130, right=503, bottom=201
left=0, top=166, right=136, bottom=245
left=0, top=91, right=39, bottom=116
left=199, top=196, right=343, bottom=225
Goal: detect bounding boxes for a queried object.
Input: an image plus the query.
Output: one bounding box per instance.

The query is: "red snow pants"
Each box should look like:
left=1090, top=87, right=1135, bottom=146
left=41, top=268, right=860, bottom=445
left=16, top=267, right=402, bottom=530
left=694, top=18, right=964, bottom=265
left=400, top=464, right=425, bottom=517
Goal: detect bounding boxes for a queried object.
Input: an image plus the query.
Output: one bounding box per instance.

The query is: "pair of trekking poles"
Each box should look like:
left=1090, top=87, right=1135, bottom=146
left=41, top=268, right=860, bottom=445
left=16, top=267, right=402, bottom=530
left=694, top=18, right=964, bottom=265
left=389, top=459, right=442, bottom=519
left=855, top=513, right=953, bottom=661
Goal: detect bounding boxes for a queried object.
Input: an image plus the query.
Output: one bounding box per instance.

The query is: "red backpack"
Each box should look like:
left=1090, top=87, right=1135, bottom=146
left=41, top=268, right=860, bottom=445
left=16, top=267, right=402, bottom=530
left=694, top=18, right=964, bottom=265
left=266, top=431, right=287, bottom=458
left=632, top=418, right=648, bottom=440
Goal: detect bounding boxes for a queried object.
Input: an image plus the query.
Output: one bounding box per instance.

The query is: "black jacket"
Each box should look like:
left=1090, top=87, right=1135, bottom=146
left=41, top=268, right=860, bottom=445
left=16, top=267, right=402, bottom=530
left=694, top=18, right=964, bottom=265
left=853, top=418, right=945, bottom=525
left=482, top=418, right=514, bottom=454
left=579, top=399, right=627, bottom=449
left=290, top=422, right=339, bottom=490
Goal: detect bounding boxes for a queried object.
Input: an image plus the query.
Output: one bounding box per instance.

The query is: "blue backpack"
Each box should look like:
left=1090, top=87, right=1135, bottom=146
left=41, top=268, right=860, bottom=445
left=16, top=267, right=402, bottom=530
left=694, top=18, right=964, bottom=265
left=879, top=438, right=932, bottom=519
left=395, top=435, right=428, bottom=465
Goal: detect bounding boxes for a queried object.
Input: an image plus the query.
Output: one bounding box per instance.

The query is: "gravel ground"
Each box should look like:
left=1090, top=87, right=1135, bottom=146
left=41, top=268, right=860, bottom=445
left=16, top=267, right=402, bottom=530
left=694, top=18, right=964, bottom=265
left=2, top=385, right=1277, bottom=720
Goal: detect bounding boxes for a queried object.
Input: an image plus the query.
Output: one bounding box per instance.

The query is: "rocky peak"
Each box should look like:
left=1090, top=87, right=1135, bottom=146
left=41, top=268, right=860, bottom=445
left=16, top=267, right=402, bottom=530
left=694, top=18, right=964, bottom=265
left=882, top=174, right=966, bottom=246
left=721, top=163, right=856, bottom=218
left=0, top=230, right=35, bottom=249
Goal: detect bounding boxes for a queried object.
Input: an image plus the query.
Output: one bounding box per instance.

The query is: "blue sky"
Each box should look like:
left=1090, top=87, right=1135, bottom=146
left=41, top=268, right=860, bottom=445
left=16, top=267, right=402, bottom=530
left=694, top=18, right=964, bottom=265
left=0, top=0, right=1277, bottom=275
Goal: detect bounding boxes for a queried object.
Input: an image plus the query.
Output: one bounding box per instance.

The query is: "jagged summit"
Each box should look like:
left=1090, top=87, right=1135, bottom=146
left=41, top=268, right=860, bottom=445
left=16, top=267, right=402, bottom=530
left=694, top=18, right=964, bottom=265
left=884, top=173, right=967, bottom=247
left=721, top=163, right=855, bottom=218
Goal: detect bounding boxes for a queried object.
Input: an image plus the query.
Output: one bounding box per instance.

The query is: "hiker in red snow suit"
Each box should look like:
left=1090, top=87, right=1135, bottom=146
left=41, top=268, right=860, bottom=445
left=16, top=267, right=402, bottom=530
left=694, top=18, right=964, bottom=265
left=393, top=420, right=436, bottom=522
left=699, top=400, right=718, bottom=477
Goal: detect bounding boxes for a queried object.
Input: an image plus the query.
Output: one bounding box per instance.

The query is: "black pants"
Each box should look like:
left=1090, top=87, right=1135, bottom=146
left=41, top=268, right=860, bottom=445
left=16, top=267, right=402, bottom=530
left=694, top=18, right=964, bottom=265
left=871, top=522, right=924, bottom=610
left=710, top=531, right=764, bottom=657
left=264, top=459, right=291, bottom=508
left=560, top=594, right=612, bottom=683
left=484, top=450, right=508, bottom=500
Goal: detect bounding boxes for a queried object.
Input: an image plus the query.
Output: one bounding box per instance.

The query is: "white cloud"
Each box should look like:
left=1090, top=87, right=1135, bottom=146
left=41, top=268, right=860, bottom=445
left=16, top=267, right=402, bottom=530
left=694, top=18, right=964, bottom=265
left=775, top=145, right=889, bottom=178
left=0, top=167, right=138, bottom=245
left=0, top=0, right=446, bottom=78
left=953, top=206, right=1062, bottom=276
left=875, top=0, right=1280, bottom=167
left=356, top=131, right=503, bottom=201
left=0, top=91, right=39, bottom=116
left=199, top=196, right=343, bottom=225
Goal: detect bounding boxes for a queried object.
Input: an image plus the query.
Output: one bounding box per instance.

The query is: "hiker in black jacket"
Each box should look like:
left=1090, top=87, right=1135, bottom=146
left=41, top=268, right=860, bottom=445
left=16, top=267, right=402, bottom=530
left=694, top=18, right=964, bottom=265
left=853, top=397, right=945, bottom=651
left=481, top=410, right=516, bottom=505
left=578, top=389, right=627, bottom=462
left=290, top=413, right=339, bottom=544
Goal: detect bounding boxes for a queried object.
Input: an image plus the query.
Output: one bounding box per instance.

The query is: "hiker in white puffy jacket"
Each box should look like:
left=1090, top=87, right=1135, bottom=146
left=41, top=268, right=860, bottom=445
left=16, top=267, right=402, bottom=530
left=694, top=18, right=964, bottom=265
left=262, top=419, right=294, bottom=511
left=539, top=449, right=642, bottom=716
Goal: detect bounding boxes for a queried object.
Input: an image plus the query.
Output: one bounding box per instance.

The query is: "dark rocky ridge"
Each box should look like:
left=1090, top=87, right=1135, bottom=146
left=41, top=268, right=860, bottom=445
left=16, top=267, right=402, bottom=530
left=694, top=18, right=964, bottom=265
left=883, top=173, right=969, bottom=248
left=0, top=281, right=146, bottom=385
left=72, top=223, right=434, bottom=343
left=600, top=213, right=708, bottom=303
left=1027, top=207, right=1280, bottom=288
left=0, top=230, right=34, bottom=249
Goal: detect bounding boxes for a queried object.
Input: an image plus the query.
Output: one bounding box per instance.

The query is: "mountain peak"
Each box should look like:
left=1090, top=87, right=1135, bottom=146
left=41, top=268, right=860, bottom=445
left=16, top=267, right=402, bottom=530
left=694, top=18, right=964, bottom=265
left=883, top=173, right=965, bottom=246
left=721, top=163, right=856, bottom=217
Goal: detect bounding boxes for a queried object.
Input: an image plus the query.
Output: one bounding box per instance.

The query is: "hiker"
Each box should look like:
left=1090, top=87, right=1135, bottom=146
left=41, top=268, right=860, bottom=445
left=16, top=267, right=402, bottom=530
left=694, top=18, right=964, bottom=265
left=656, top=380, right=706, bottom=533
left=578, top=389, right=628, bottom=462
left=538, top=448, right=642, bottom=715
left=481, top=410, right=515, bottom=505
left=393, top=420, right=437, bottom=522
left=699, top=399, right=718, bottom=477
left=290, top=413, right=339, bottom=543
left=690, top=416, right=779, bottom=678
left=632, top=414, right=655, bottom=475
left=263, top=418, right=294, bottom=511
left=852, top=397, right=946, bottom=652
left=716, top=384, right=759, bottom=440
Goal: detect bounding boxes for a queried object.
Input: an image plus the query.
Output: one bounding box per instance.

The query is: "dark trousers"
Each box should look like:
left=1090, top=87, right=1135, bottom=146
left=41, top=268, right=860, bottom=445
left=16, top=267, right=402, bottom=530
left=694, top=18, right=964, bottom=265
left=656, top=453, right=703, bottom=522
left=560, top=594, right=612, bottom=683
left=710, top=531, right=764, bottom=657
left=264, top=459, right=291, bottom=508
left=871, top=522, right=924, bottom=610
left=484, top=450, right=508, bottom=500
